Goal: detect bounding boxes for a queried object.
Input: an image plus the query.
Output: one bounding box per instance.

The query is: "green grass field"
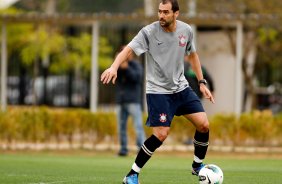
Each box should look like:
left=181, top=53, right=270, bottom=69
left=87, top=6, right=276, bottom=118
left=0, top=151, right=281, bottom=184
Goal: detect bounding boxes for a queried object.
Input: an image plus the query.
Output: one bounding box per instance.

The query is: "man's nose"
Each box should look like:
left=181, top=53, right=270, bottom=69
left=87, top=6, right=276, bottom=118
left=159, top=12, right=165, bottom=18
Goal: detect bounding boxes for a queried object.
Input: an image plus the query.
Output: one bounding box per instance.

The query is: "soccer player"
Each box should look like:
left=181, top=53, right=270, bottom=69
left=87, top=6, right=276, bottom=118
left=101, top=0, right=215, bottom=183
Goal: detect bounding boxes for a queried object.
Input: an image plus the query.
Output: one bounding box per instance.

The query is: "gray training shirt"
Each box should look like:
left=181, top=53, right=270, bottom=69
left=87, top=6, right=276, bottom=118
left=128, top=20, right=196, bottom=94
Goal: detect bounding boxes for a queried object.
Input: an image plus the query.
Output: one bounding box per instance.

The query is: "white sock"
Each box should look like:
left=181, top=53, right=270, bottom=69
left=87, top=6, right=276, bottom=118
left=132, top=163, right=141, bottom=173
left=194, top=155, right=203, bottom=163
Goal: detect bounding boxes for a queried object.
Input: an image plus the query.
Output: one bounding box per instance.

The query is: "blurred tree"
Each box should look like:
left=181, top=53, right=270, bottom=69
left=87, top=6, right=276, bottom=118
left=195, top=0, right=282, bottom=111
left=49, top=32, right=113, bottom=106
left=20, top=26, right=65, bottom=68
left=14, top=0, right=144, bottom=13
left=1, top=8, right=34, bottom=104
left=2, top=6, right=114, bottom=106
left=20, top=25, right=65, bottom=105
left=196, top=0, right=282, bottom=14
left=256, top=27, right=282, bottom=85
left=50, top=33, right=113, bottom=75
left=0, top=8, right=32, bottom=57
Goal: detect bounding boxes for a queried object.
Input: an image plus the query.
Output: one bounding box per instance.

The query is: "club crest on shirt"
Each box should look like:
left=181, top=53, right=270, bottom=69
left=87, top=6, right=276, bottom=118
left=159, top=113, right=167, bottom=123
left=178, top=35, right=187, bottom=47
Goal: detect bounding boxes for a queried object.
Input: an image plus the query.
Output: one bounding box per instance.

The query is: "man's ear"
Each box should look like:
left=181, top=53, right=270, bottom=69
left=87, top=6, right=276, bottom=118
left=174, top=11, right=179, bottom=18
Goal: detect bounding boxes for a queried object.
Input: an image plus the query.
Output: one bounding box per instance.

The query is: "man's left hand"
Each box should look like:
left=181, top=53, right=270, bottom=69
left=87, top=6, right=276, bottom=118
left=200, top=84, right=215, bottom=104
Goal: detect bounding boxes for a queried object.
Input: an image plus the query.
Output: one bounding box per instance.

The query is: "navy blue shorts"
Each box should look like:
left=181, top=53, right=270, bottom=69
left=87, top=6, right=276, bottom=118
left=145, top=87, right=205, bottom=127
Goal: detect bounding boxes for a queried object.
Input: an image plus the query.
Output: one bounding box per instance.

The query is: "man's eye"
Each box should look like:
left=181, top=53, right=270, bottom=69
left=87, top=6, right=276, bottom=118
left=158, top=10, right=170, bottom=15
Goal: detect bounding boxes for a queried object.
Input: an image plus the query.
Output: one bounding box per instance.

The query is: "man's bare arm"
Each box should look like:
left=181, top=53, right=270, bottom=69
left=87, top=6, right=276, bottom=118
left=187, top=52, right=215, bottom=104
left=101, top=46, right=133, bottom=84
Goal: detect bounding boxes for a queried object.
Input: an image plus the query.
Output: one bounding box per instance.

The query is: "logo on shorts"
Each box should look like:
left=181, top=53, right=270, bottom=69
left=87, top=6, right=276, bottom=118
left=159, top=113, right=167, bottom=123
left=178, top=35, right=187, bottom=47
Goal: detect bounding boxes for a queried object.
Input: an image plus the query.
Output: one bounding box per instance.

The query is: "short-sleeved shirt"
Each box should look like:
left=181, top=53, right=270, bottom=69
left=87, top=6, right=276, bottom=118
left=128, top=20, right=196, bottom=94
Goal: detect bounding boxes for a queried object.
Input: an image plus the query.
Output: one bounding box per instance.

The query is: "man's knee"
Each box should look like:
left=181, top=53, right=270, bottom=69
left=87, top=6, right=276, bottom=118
left=153, top=127, right=170, bottom=142
left=198, top=119, right=209, bottom=133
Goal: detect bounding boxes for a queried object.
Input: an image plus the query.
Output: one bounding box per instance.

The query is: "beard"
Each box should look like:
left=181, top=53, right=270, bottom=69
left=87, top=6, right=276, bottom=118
left=159, top=18, right=171, bottom=27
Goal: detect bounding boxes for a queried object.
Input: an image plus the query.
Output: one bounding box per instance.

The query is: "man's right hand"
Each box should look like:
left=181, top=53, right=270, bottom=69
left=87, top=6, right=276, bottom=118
left=100, top=66, right=118, bottom=84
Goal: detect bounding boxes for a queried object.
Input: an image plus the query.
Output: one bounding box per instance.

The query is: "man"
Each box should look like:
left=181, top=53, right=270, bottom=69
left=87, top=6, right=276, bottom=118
left=115, top=47, right=146, bottom=156
left=101, top=0, right=215, bottom=183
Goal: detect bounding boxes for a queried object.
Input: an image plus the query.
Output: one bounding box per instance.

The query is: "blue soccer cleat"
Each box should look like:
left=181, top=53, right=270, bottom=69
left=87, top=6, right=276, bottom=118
left=192, top=163, right=205, bottom=176
left=122, top=174, right=140, bottom=184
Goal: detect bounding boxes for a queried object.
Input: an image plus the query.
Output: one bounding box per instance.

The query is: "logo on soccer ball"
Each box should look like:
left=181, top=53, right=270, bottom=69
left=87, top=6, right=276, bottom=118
left=178, top=35, right=187, bottom=47
left=159, top=113, right=167, bottom=123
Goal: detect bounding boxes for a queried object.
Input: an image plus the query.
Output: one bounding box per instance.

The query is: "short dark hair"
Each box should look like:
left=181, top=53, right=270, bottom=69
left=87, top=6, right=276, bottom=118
left=161, top=0, right=179, bottom=12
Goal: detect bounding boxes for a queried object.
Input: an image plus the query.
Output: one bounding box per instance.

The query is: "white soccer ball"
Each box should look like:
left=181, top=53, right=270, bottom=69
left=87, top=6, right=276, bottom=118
left=198, top=164, right=223, bottom=184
